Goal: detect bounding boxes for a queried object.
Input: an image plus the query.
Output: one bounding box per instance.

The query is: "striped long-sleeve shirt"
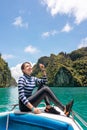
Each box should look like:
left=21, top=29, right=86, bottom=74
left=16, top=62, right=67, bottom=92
left=18, top=74, right=47, bottom=105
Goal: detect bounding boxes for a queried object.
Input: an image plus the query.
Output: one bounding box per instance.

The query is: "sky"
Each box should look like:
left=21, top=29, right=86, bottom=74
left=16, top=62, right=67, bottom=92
left=0, top=0, right=87, bottom=82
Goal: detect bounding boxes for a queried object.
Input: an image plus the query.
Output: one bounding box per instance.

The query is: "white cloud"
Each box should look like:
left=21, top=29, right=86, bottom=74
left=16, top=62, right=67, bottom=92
left=41, top=0, right=87, bottom=24
left=61, top=23, right=73, bottom=32
left=12, top=16, right=29, bottom=28
left=42, top=24, right=72, bottom=38
left=1, top=54, right=15, bottom=60
left=42, top=30, right=58, bottom=38
left=42, top=32, right=50, bottom=38
left=11, top=63, right=22, bottom=82
left=24, top=45, right=40, bottom=54
left=78, top=37, right=87, bottom=49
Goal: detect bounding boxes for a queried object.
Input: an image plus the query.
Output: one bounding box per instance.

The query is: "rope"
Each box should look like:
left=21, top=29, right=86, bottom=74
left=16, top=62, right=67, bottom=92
left=72, top=110, right=87, bottom=128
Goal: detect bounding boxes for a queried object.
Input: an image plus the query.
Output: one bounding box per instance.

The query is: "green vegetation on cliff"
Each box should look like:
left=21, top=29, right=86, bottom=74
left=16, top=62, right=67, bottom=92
left=1, top=47, right=87, bottom=87
left=0, top=54, right=17, bottom=88
left=33, top=47, right=87, bottom=87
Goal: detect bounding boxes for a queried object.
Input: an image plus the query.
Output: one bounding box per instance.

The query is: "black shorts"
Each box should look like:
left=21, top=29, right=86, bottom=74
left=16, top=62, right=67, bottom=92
left=19, top=99, right=31, bottom=112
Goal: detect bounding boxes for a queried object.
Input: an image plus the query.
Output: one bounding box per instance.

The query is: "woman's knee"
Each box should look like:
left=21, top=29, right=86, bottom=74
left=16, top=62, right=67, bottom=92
left=43, top=86, right=50, bottom=92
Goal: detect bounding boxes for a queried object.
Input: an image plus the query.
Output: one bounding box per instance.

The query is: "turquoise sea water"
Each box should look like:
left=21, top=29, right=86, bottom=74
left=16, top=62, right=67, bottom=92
left=0, top=87, right=87, bottom=130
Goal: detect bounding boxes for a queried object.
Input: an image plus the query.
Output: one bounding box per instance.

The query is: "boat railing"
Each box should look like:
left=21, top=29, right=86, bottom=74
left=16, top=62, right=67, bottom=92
left=71, top=110, right=87, bottom=128
left=6, top=112, right=10, bottom=130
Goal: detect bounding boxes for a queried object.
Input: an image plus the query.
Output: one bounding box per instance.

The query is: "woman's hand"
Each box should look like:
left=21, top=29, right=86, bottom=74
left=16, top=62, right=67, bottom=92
left=39, top=63, right=46, bottom=76
left=33, top=107, right=41, bottom=114
left=27, top=102, right=41, bottom=114
left=39, top=64, right=45, bottom=71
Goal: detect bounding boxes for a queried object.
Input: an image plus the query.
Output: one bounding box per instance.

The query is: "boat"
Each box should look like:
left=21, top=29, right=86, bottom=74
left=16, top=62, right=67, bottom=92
left=0, top=104, right=85, bottom=130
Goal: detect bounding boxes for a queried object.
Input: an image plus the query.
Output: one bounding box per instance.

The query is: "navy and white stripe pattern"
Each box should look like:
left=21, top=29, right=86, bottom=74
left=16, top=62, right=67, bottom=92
left=18, top=74, right=47, bottom=105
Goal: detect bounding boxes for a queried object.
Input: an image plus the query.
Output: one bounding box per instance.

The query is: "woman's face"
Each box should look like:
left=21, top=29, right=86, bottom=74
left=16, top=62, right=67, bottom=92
left=22, top=63, right=33, bottom=75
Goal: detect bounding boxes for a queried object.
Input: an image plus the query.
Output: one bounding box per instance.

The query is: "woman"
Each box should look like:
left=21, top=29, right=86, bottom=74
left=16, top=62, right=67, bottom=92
left=18, top=62, right=74, bottom=116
